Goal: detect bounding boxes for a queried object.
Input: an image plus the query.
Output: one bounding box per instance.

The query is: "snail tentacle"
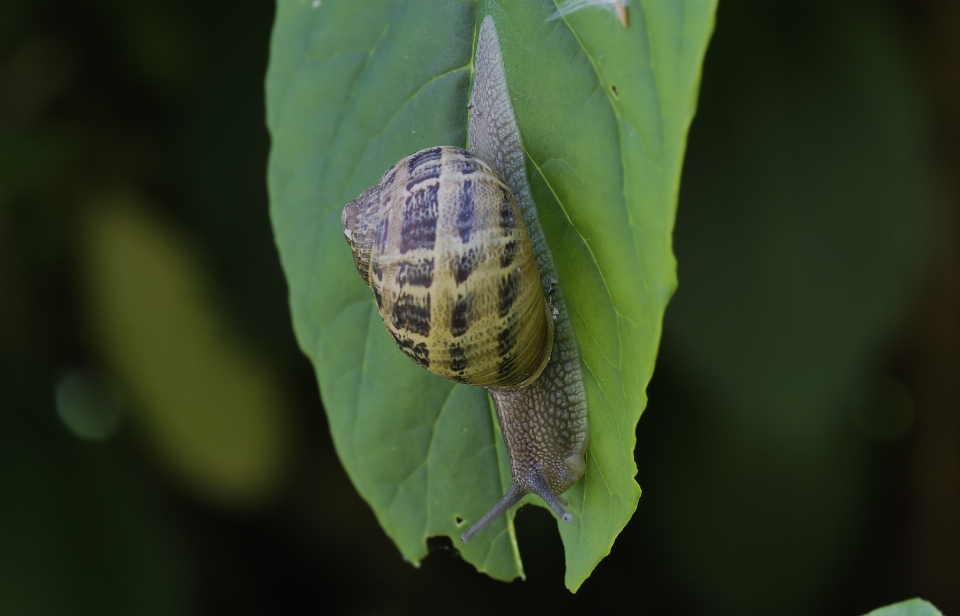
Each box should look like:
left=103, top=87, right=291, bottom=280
left=461, top=483, right=523, bottom=544
left=525, top=470, right=574, bottom=522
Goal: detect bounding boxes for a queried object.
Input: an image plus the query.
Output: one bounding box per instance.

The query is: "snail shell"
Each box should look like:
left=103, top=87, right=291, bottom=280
left=342, top=146, right=554, bottom=390
left=342, top=16, right=588, bottom=545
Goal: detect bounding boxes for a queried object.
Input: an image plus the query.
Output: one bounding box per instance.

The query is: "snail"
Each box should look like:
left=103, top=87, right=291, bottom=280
left=342, top=146, right=554, bottom=390
left=341, top=16, right=588, bottom=544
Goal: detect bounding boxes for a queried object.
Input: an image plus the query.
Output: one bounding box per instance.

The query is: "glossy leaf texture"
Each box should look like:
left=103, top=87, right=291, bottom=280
left=266, top=0, right=715, bottom=589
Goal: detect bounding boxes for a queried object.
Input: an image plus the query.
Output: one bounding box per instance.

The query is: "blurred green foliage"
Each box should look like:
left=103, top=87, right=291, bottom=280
left=641, top=4, right=929, bottom=614
left=0, top=0, right=295, bottom=613
left=0, top=0, right=956, bottom=614
left=81, top=195, right=292, bottom=506
left=0, top=362, right=189, bottom=615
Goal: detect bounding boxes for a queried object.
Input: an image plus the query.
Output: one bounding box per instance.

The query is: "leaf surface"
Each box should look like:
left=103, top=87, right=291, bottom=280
left=266, top=0, right=715, bottom=589
left=862, top=599, right=942, bottom=616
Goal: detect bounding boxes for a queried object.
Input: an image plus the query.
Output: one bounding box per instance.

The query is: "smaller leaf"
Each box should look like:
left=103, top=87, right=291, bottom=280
left=862, top=599, right=942, bottom=616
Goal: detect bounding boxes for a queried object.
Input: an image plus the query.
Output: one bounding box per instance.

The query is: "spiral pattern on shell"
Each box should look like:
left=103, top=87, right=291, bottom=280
left=343, top=146, right=553, bottom=390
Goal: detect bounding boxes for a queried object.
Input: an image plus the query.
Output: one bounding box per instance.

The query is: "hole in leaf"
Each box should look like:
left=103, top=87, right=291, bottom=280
left=454, top=515, right=464, bottom=527
left=427, top=536, right=461, bottom=559
left=610, top=83, right=619, bottom=99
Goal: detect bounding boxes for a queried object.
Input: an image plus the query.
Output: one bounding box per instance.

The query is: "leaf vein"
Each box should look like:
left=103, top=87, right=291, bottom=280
left=524, top=153, right=624, bottom=353
left=338, top=63, right=472, bottom=201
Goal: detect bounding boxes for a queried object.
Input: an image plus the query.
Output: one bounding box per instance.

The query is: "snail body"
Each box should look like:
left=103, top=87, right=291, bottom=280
left=341, top=16, right=588, bottom=544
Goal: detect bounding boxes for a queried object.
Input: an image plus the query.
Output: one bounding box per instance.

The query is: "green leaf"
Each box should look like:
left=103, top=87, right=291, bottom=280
left=266, top=0, right=715, bottom=589
left=862, top=599, right=942, bottom=616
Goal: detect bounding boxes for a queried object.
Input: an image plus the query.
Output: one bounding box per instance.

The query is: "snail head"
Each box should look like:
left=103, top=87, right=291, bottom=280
left=342, top=185, right=381, bottom=287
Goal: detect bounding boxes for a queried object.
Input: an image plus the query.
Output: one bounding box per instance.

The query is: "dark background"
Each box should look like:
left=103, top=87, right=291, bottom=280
left=1, top=1, right=957, bottom=614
